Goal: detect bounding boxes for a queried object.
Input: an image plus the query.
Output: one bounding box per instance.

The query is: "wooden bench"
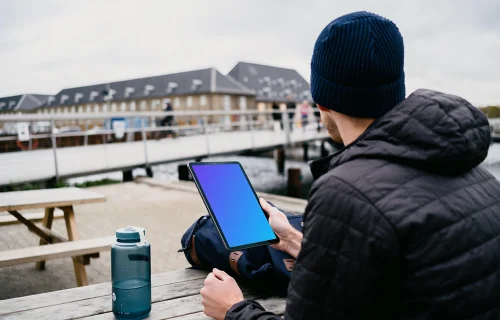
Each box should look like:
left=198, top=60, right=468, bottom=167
left=0, top=187, right=107, bottom=286
left=0, top=236, right=115, bottom=268
left=0, top=209, right=64, bottom=227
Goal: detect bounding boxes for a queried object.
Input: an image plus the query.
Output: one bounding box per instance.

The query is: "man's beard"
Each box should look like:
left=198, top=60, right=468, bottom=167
left=321, top=112, right=343, bottom=144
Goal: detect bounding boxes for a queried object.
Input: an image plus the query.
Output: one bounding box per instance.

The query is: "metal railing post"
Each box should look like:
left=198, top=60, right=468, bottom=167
left=50, top=119, right=60, bottom=182
left=248, top=112, right=254, bottom=149
left=141, top=117, right=149, bottom=166
left=84, top=120, right=89, bottom=146
left=203, top=116, right=210, bottom=156
left=283, top=110, right=291, bottom=146
left=28, top=121, right=33, bottom=151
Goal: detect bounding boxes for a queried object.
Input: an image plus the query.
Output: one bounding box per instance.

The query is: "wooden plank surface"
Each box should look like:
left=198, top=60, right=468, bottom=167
left=1, top=278, right=207, bottom=320
left=0, top=209, right=64, bottom=226
left=0, top=236, right=115, bottom=267
left=0, top=267, right=285, bottom=320
left=173, top=297, right=286, bottom=320
left=0, top=187, right=106, bottom=211
left=0, top=269, right=207, bottom=316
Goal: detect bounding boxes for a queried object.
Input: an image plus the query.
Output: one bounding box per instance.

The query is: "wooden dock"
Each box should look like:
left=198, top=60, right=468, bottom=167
left=0, top=129, right=329, bottom=186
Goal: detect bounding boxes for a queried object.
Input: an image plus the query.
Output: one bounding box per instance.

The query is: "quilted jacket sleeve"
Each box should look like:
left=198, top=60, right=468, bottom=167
left=284, top=175, right=400, bottom=320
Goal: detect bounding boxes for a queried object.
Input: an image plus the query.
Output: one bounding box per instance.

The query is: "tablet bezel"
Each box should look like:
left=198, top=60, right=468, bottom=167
left=188, top=161, right=279, bottom=251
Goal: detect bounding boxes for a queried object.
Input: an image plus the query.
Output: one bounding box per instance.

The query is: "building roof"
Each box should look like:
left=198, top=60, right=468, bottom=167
left=43, top=68, right=254, bottom=107
left=228, top=62, right=311, bottom=103
left=0, top=94, right=51, bottom=112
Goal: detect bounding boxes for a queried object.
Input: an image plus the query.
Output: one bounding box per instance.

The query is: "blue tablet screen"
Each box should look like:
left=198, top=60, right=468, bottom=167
left=191, top=163, right=277, bottom=248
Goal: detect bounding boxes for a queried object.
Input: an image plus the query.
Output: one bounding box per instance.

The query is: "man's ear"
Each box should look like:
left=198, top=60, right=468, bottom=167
left=317, top=104, right=330, bottom=112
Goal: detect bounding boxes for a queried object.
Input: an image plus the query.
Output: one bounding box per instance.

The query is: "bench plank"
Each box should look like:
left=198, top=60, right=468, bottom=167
left=0, top=210, right=64, bottom=226
left=173, top=297, right=286, bottom=320
left=82, top=285, right=267, bottom=320
left=0, top=236, right=115, bottom=267
left=0, top=269, right=207, bottom=316
left=0, top=187, right=106, bottom=211
left=0, top=278, right=207, bottom=320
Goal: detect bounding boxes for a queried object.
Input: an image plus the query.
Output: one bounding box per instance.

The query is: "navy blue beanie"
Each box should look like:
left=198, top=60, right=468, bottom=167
left=311, top=11, right=405, bottom=118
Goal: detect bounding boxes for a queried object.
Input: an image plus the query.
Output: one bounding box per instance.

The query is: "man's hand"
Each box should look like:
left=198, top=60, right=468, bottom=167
left=260, top=198, right=303, bottom=258
left=200, top=268, right=244, bottom=320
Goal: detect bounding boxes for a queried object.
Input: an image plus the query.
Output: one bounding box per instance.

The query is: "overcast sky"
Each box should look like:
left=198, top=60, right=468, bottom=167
left=1, top=0, right=499, bottom=105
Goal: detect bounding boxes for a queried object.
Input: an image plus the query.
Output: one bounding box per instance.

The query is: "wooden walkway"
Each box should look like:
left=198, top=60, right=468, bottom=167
left=0, top=268, right=286, bottom=319
left=0, top=129, right=329, bottom=186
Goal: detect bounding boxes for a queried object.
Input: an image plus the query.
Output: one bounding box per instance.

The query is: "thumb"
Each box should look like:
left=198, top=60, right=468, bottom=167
left=259, top=198, right=273, bottom=213
left=213, top=268, right=230, bottom=281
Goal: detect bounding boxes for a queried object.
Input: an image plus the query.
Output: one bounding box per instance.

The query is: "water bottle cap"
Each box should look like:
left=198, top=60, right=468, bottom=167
left=116, top=226, right=146, bottom=242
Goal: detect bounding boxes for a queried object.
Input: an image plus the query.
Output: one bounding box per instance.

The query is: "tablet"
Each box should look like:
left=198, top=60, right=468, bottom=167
left=189, top=161, right=279, bottom=251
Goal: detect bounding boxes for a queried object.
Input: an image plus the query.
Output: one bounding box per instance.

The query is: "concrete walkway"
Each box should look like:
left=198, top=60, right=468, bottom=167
left=0, top=179, right=306, bottom=300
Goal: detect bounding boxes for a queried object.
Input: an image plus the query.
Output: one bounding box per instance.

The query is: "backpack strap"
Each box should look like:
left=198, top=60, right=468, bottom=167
left=229, top=251, right=243, bottom=275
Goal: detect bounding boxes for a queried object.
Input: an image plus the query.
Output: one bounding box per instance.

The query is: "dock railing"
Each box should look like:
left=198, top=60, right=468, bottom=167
left=0, top=109, right=325, bottom=184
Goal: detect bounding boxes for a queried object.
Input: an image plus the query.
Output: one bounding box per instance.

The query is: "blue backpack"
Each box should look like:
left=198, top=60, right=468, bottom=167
left=179, top=204, right=303, bottom=295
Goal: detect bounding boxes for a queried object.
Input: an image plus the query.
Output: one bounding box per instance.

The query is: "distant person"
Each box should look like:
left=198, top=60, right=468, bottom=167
left=285, top=95, right=296, bottom=131
left=160, top=99, right=175, bottom=138
left=271, top=102, right=282, bottom=130
left=312, top=102, right=321, bottom=132
left=200, top=11, right=500, bottom=320
left=299, top=100, right=311, bottom=131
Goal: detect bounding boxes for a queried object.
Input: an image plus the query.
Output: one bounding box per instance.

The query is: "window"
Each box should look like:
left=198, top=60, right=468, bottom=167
left=94, top=105, right=99, bottom=113
left=71, top=106, right=76, bottom=113
left=78, top=106, right=83, bottom=113
left=86, top=105, right=91, bottom=113
left=111, top=103, right=117, bottom=112
left=174, top=97, right=180, bottom=108
left=223, top=95, right=231, bottom=111
left=44, top=109, right=49, bottom=114
left=56, top=108, right=61, bottom=114
left=140, top=100, right=147, bottom=111
left=120, top=102, right=126, bottom=112
left=102, top=104, right=108, bottom=112
left=130, top=101, right=136, bottom=111
left=63, top=107, right=68, bottom=114
left=200, top=95, right=207, bottom=107
left=186, top=96, right=193, bottom=108
left=152, top=99, right=160, bottom=110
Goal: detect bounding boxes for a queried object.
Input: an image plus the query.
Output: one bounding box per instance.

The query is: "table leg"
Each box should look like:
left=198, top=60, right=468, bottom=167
left=62, top=206, right=88, bottom=286
left=36, top=207, right=55, bottom=270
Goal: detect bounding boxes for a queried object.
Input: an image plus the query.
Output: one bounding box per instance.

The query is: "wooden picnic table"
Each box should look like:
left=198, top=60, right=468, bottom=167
left=0, top=268, right=286, bottom=319
left=0, top=187, right=109, bottom=287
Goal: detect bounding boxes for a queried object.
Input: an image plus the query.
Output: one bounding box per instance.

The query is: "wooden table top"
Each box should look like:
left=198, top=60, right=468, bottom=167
left=0, top=187, right=106, bottom=211
left=0, top=268, right=286, bottom=319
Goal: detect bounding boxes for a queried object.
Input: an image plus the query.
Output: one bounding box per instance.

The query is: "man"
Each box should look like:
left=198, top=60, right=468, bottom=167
left=271, top=101, right=283, bottom=130
left=285, top=95, right=296, bottom=131
left=201, top=11, right=500, bottom=319
left=160, top=99, right=174, bottom=138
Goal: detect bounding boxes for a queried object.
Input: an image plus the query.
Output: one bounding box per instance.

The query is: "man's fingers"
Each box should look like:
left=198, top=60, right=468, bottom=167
left=213, top=268, right=230, bottom=280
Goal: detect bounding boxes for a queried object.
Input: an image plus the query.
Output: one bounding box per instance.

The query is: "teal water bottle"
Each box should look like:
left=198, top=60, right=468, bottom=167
left=112, top=227, right=151, bottom=319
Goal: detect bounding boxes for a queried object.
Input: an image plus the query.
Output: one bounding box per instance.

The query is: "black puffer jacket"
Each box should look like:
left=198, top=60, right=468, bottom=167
left=226, top=89, right=500, bottom=320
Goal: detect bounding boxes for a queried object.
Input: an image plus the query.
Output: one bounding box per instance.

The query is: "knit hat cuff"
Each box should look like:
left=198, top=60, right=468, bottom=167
left=311, top=66, right=406, bottom=118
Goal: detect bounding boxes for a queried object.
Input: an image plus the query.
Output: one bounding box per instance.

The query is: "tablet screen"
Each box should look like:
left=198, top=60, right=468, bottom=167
left=190, top=162, right=277, bottom=249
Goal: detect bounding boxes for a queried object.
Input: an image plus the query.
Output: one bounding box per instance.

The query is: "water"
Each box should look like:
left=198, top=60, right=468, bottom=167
left=68, top=143, right=500, bottom=199
left=112, top=279, right=151, bottom=319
